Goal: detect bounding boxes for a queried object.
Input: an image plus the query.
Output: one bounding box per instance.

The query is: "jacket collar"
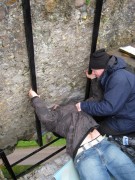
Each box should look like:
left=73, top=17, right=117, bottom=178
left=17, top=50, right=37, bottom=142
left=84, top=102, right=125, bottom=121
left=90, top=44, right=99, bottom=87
left=100, top=56, right=127, bottom=88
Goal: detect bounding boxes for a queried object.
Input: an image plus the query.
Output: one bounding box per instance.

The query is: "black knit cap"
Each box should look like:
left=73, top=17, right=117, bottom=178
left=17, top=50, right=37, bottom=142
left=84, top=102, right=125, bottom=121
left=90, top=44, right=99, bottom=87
left=90, top=49, right=111, bottom=69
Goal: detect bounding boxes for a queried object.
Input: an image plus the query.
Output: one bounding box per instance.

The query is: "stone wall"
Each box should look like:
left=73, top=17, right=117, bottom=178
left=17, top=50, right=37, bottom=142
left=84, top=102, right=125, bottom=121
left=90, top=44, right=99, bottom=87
left=0, top=0, right=135, bottom=151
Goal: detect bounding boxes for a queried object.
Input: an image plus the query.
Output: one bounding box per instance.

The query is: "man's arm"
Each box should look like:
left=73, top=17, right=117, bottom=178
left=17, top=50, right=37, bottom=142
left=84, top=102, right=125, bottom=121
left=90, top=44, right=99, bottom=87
left=76, top=72, right=132, bottom=116
left=29, top=89, right=58, bottom=131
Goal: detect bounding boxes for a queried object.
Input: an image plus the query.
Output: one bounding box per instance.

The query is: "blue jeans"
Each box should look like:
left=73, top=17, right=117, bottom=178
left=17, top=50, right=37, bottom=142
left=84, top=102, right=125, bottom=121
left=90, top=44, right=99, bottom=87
left=74, top=139, right=135, bottom=180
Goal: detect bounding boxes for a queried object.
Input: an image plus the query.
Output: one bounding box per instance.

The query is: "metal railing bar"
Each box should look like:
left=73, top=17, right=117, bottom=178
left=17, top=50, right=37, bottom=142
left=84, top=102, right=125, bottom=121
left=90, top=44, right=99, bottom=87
left=11, top=137, right=61, bottom=167
left=85, top=0, right=104, bottom=100
left=22, top=0, right=43, bottom=147
left=0, top=149, right=17, bottom=180
left=16, top=146, right=66, bottom=179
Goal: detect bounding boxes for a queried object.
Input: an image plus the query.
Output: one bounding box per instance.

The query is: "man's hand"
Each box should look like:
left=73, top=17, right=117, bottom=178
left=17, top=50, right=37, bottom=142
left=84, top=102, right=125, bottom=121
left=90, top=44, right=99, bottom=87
left=29, top=89, right=40, bottom=98
left=52, top=104, right=59, bottom=110
left=76, top=102, right=81, bottom=112
left=85, top=69, right=96, bottom=79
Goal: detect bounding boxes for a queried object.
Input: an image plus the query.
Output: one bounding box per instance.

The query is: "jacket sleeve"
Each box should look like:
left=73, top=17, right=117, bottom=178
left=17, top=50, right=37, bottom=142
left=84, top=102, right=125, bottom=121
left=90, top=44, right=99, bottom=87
left=86, top=78, right=103, bottom=102
left=31, top=97, right=58, bottom=131
left=81, top=72, right=132, bottom=116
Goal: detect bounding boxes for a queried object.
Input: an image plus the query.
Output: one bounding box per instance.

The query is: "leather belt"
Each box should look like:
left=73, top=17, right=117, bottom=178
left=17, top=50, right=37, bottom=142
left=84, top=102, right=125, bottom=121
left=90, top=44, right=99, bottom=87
left=76, top=135, right=105, bottom=156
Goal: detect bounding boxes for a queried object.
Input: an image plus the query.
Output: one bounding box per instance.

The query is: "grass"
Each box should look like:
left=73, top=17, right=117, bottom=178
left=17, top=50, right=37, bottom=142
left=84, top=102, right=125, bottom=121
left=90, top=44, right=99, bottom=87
left=86, top=0, right=91, bottom=5
left=17, top=134, right=66, bottom=148
left=0, top=165, right=32, bottom=179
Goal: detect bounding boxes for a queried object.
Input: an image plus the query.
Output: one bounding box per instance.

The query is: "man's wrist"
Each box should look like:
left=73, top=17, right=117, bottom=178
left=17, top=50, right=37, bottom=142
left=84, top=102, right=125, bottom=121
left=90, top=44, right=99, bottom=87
left=76, top=102, right=81, bottom=111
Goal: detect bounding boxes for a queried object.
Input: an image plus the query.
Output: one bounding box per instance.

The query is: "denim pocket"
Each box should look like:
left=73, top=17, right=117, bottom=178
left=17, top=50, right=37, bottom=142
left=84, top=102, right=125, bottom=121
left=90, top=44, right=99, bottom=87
left=74, top=151, right=85, bottom=166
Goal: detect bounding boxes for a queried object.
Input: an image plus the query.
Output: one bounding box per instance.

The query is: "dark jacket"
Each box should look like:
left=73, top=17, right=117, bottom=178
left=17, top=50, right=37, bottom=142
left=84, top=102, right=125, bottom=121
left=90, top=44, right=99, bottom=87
left=81, top=56, right=135, bottom=133
left=32, top=97, right=99, bottom=158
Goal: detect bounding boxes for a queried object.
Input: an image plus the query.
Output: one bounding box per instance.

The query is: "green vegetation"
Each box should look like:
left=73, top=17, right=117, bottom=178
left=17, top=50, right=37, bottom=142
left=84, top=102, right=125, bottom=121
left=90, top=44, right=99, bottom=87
left=86, top=0, right=91, bottom=5
left=17, top=134, right=66, bottom=148
left=0, top=165, right=32, bottom=179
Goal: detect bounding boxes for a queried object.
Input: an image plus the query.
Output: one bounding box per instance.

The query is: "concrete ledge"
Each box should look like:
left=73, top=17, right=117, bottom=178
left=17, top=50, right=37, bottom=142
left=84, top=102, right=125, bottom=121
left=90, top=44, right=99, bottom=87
left=108, top=44, right=135, bottom=73
left=18, top=152, right=71, bottom=180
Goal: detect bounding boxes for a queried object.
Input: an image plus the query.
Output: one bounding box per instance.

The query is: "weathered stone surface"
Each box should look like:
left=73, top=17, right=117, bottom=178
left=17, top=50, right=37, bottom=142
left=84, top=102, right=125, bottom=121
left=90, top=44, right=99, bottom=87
left=98, top=0, right=135, bottom=49
left=17, top=153, right=70, bottom=180
left=0, top=0, right=135, bottom=153
left=75, top=0, right=85, bottom=7
left=45, top=0, right=58, bottom=12
left=0, top=6, right=6, bottom=20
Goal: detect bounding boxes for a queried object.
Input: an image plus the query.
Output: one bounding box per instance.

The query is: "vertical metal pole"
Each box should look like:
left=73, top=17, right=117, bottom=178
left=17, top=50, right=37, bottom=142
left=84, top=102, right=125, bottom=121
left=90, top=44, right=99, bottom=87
left=21, top=0, right=43, bottom=146
left=85, top=0, right=104, bottom=100
left=0, top=149, right=17, bottom=180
